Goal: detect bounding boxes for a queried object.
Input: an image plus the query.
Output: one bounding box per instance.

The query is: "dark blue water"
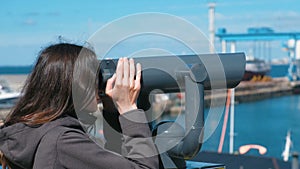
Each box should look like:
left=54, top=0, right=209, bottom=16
left=0, top=65, right=32, bottom=74
left=270, top=64, right=289, bottom=78
left=201, top=95, right=300, bottom=160
left=160, top=94, right=300, bottom=161
left=0, top=64, right=290, bottom=76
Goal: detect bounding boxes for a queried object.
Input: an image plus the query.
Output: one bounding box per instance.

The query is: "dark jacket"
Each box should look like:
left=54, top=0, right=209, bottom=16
left=0, top=110, right=159, bottom=169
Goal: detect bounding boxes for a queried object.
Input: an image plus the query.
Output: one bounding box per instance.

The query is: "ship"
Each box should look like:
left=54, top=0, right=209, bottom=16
left=243, top=56, right=271, bottom=81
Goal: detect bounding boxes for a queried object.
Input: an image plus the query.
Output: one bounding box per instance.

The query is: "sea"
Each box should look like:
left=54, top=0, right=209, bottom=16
left=0, top=64, right=298, bottom=161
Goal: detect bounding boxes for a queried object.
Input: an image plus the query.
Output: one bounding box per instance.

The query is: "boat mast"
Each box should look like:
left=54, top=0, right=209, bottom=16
left=229, top=42, right=236, bottom=154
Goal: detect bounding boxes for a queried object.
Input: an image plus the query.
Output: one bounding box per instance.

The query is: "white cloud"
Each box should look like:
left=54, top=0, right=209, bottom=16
left=22, top=18, right=37, bottom=26
left=271, top=10, right=300, bottom=19
left=215, top=12, right=227, bottom=20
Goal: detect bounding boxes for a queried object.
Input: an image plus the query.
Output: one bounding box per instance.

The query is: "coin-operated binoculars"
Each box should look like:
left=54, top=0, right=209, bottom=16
left=99, top=53, right=245, bottom=169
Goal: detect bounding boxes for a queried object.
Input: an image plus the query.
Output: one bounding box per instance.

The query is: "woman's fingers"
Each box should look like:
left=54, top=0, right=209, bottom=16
left=135, top=63, right=142, bottom=90
left=130, top=63, right=142, bottom=104
left=115, top=58, right=123, bottom=87
left=109, top=58, right=141, bottom=90
left=123, top=58, right=129, bottom=86
left=111, top=58, right=141, bottom=94
left=105, top=73, right=116, bottom=96
left=129, top=58, right=135, bottom=89
left=108, top=57, right=141, bottom=114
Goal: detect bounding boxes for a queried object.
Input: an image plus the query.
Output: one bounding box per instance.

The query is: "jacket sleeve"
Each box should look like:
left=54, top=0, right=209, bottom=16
left=57, top=109, right=159, bottom=169
left=103, top=109, right=123, bottom=154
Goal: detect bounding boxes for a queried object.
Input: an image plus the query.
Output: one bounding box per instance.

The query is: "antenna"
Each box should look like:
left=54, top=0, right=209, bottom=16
left=208, top=2, right=216, bottom=53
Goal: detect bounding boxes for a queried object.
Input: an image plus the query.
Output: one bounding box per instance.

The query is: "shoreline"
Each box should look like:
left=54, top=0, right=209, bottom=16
left=0, top=74, right=28, bottom=92
left=0, top=74, right=28, bottom=121
left=204, top=77, right=295, bottom=107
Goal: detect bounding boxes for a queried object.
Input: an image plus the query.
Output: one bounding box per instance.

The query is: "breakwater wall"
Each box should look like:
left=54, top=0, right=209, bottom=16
left=204, top=77, right=296, bottom=107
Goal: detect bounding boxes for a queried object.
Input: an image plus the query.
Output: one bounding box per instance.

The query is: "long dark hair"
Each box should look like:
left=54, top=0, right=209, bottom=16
left=4, top=43, right=99, bottom=126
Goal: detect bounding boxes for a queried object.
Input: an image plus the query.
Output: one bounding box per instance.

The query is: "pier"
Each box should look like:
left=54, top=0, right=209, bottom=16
left=234, top=77, right=293, bottom=103
left=204, top=77, right=297, bottom=107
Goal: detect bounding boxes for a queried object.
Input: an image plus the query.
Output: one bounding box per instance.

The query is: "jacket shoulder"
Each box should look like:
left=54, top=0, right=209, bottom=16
left=33, top=125, right=84, bottom=169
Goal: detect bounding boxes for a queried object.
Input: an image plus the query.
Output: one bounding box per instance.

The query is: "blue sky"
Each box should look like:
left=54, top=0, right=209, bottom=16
left=1, top=0, right=300, bottom=65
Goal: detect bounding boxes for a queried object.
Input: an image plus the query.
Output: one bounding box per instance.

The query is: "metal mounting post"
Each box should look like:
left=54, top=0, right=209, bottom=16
left=154, top=63, right=206, bottom=168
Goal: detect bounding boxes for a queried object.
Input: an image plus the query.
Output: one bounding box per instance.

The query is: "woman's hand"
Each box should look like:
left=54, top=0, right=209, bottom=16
left=105, top=58, right=142, bottom=114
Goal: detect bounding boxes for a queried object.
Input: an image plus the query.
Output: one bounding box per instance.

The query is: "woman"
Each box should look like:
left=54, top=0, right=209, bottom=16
left=0, top=43, right=158, bottom=169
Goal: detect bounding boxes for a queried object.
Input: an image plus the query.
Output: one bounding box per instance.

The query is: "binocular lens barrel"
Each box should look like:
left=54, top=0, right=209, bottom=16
left=99, top=53, right=245, bottom=93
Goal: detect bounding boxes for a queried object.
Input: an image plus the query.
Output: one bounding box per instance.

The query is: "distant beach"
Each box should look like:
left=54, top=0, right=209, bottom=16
left=0, top=74, right=28, bottom=120
left=0, top=74, right=28, bottom=92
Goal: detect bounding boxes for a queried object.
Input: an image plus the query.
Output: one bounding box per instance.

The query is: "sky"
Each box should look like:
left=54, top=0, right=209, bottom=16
left=1, top=0, right=300, bottom=66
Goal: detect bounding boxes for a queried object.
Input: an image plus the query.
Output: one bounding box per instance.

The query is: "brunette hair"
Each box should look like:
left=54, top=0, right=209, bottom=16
left=4, top=43, right=99, bottom=126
